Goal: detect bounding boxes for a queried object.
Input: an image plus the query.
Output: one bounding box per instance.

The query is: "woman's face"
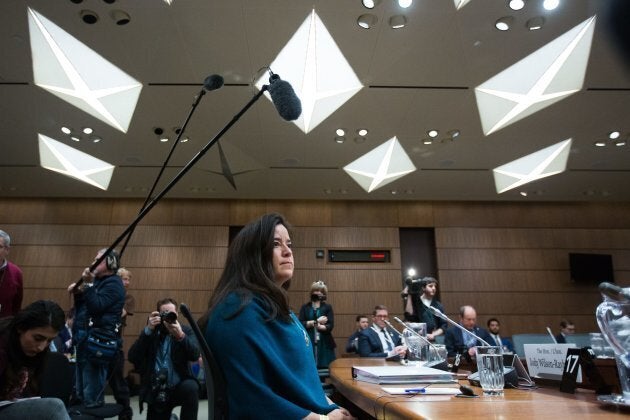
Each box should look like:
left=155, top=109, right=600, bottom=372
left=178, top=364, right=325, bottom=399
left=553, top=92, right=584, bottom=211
left=19, top=325, right=58, bottom=357
left=272, top=224, right=294, bottom=286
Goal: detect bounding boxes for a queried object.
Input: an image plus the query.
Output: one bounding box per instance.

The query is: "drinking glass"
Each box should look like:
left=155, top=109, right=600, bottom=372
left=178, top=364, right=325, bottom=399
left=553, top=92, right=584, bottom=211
left=475, top=346, right=504, bottom=396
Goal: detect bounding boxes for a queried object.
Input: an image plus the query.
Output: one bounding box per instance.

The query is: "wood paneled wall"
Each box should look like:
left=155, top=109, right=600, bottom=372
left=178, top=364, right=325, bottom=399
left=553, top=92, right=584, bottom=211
left=2, top=198, right=629, bottom=367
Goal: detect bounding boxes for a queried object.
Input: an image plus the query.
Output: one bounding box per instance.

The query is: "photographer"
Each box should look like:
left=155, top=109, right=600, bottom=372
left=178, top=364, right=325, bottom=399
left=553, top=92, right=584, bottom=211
left=298, top=281, right=336, bottom=368
left=401, top=276, right=446, bottom=341
left=128, top=298, right=200, bottom=420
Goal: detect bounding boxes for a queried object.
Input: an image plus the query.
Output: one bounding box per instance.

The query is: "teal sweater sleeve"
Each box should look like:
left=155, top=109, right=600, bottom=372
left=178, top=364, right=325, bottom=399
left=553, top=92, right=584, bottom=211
left=205, top=293, right=338, bottom=419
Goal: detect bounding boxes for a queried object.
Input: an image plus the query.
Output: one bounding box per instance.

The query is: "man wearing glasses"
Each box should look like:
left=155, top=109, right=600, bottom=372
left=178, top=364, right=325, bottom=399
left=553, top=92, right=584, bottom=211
left=358, top=305, right=407, bottom=358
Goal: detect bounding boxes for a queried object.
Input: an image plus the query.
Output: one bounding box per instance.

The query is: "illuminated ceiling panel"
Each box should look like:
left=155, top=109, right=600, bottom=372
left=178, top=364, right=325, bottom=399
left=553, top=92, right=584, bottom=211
left=475, top=16, right=596, bottom=136
left=343, top=137, right=416, bottom=193
left=28, top=7, right=142, bottom=133
left=256, top=9, right=363, bottom=133
left=493, top=138, right=572, bottom=194
left=38, top=134, right=115, bottom=190
left=454, top=0, right=473, bottom=10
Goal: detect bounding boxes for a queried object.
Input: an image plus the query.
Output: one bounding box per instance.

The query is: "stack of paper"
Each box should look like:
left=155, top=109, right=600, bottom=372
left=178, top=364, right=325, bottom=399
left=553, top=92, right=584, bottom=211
left=353, top=365, right=457, bottom=384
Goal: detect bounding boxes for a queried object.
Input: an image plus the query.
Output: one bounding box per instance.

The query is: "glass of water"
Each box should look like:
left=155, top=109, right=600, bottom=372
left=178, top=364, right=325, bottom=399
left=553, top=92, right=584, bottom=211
left=475, top=346, right=504, bottom=396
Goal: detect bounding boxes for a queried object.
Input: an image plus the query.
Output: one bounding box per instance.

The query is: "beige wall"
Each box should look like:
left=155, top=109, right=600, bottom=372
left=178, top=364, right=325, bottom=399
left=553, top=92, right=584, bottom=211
left=2, top=198, right=629, bottom=365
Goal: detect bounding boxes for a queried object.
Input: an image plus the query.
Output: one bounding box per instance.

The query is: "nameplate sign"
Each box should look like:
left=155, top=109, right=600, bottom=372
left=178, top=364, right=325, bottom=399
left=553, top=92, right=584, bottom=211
left=523, top=344, right=582, bottom=382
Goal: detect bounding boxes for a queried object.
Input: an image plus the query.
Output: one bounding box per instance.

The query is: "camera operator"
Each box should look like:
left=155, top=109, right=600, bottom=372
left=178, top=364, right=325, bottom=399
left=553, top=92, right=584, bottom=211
left=128, top=298, right=200, bottom=420
left=401, top=276, right=446, bottom=341
left=298, top=281, right=336, bottom=368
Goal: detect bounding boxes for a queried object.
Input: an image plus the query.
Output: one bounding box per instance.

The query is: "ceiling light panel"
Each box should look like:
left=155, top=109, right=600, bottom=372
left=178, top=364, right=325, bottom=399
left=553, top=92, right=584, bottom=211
left=475, top=16, right=596, bottom=136
left=28, top=7, right=142, bottom=133
left=256, top=10, right=363, bottom=134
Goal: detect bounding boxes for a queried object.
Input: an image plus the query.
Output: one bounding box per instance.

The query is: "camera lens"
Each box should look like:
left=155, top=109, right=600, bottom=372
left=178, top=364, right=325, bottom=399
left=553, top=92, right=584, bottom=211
left=160, top=311, right=177, bottom=323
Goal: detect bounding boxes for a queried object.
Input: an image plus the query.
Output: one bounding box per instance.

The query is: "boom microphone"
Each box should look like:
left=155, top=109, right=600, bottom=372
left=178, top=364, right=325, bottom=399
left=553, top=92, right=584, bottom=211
left=267, top=73, right=302, bottom=121
left=204, top=74, right=224, bottom=91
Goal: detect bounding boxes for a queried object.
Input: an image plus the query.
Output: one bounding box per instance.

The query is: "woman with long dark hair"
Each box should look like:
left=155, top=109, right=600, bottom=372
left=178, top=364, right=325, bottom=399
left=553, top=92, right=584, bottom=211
left=0, top=299, right=70, bottom=420
left=199, top=213, right=354, bottom=419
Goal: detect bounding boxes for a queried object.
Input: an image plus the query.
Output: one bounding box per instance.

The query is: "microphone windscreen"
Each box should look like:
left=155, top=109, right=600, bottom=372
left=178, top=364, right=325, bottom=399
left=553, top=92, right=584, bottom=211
left=268, top=75, right=302, bottom=121
left=203, top=74, right=224, bottom=91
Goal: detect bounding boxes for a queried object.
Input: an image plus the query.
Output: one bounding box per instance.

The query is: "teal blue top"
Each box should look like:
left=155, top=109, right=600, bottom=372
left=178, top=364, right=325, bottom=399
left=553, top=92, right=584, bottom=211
left=205, top=292, right=338, bottom=419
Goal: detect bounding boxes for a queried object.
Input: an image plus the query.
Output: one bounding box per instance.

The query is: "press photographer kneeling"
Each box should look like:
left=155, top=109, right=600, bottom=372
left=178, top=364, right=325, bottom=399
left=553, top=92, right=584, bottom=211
left=128, top=298, right=200, bottom=420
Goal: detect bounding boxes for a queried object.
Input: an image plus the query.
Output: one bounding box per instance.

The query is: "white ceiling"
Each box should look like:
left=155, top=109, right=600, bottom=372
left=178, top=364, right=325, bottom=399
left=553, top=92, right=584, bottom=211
left=1, top=0, right=628, bottom=202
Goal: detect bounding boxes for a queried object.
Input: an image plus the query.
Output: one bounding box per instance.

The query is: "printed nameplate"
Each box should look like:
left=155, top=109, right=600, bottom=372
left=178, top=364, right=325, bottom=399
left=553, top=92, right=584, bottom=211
left=523, top=344, right=581, bottom=382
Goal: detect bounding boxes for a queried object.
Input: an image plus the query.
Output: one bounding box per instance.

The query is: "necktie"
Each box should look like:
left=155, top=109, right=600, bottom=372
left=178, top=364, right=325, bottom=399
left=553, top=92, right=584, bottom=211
left=382, top=329, right=393, bottom=351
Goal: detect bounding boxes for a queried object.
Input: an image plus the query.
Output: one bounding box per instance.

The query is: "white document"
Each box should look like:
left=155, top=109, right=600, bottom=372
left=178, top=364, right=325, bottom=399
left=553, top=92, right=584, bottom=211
left=353, top=365, right=456, bottom=384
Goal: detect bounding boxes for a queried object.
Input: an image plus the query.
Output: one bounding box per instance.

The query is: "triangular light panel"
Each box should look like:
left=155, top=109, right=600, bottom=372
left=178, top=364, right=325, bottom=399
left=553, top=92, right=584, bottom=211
left=28, top=7, right=142, bottom=133
left=454, top=0, right=473, bottom=10
left=38, top=134, right=115, bottom=190
left=256, top=9, right=363, bottom=133
left=343, top=137, right=416, bottom=193
left=493, top=138, right=572, bottom=194
left=475, top=16, right=596, bottom=136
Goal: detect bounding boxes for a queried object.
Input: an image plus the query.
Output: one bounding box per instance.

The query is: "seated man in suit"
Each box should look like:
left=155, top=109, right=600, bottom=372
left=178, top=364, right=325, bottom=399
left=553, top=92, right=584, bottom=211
left=555, top=319, right=575, bottom=343
left=444, top=305, right=494, bottom=360
left=358, top=305, right=407, bottom=358
left=487, top=318, right=514, bottom=353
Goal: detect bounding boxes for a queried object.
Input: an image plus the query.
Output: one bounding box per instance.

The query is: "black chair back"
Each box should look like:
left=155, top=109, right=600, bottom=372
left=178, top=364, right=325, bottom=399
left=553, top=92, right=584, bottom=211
left=180, top=303, right=228, bottom=420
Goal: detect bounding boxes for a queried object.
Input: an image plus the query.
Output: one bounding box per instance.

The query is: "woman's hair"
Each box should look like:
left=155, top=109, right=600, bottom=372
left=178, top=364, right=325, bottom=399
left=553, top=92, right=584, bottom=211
left=199, top=213, right=292, bottom=329
left=310, top=280, right=328, bottom=295
left=0, top=300, right=65, bottom=398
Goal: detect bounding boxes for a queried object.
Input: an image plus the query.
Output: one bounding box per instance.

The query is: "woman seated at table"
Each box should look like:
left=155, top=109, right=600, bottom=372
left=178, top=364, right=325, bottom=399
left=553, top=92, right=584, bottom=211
left=0, top=300, right=70, bottom=420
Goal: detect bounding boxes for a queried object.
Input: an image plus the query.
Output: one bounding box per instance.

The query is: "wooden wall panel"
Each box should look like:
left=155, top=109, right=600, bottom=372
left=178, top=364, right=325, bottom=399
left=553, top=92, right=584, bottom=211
left=3, top=198, right=629, bottom=372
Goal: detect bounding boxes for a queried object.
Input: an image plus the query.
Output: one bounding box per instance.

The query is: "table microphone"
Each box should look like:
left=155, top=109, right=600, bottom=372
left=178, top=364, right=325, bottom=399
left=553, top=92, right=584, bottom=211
left=427, top=306, right=491, bottom=346
left=390, top=317, right=450, bottom=371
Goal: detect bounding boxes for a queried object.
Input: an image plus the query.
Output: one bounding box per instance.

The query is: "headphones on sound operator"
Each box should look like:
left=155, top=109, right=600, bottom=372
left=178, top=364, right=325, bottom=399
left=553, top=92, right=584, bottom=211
left=104, top=250, right=120, bottom=272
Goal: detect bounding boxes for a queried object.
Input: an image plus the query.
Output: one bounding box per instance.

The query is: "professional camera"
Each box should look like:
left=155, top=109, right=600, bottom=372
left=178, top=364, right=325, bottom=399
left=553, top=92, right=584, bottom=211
left=159, top=311, right=177, bottom=324
left=151, top=370, right=170, bottom=406
left=404, top=276, right=425, bottom=295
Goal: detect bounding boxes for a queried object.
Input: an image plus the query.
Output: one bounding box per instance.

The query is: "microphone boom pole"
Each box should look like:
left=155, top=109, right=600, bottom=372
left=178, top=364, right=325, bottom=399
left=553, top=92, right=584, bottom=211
left=427, top=306, right=491, bottom=347
left=73, top=85, right=270, bottom=290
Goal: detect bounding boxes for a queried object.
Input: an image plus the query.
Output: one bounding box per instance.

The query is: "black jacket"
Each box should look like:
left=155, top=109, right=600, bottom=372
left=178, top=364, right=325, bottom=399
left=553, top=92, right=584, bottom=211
left=128, top=324, right=200, bottom=408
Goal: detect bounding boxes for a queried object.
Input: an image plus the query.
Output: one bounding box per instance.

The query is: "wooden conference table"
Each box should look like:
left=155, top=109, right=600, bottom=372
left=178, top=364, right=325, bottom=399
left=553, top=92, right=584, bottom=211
left=329, top=358, right=627, bottom=419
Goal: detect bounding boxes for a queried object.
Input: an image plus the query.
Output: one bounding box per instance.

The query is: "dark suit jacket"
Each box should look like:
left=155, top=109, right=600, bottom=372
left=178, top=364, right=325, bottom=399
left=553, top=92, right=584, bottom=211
left=444, top=325, right=494, bottom=357
left=358, top=326, right=402, bottom=357
left=555, top=333, right=567, bottom=344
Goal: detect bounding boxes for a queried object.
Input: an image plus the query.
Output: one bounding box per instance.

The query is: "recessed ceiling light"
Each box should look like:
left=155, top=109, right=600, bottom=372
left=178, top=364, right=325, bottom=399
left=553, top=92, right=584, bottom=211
left=70, top=136, right=81, bottom=142
left=526, top=16, right=545, bottom=31
left=91, top=136, right=101, bottom=143
left=357, top=14, right=378, bottom=29
left=334, top=136, right=345, bottom=144
left=61, top=126, right=72, bottom=134
left=354, top=136, right=366, bottom=144
left=508, top=0, right=525, bottom=11
left=447, top=129, right=461, bottom=138
left=389, top=15, right=407, bottom=29
left=520, top=191, right=528, bottom=196
left=336, top=128, right=346, bottom=136
left=615, top=140, right=626, bottom=147
left=594, top=141, right=606, bottom=147
left=543, top=0, right=559, bottom=11
left=398, top=0, right=412, bottom=8
left=427, top=129, right=438, bottom=138
left=82, top=127, right=93, bottom=134
left=495, top=16, right=514, bottom=31
left=357, top=128, right=368, bottom=136
left=362, top=0, right=380, bottom=9
left=609, top=131, right=620, bottom=139
left=160, top=137, right=169, bottom=142
left=180, top=137, right=189, bottom=143
left=423, top=139, right=433, bottom=145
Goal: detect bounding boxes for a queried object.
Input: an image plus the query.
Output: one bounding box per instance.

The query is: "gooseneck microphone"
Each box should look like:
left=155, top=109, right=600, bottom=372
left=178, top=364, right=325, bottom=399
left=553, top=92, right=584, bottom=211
left=267, top=73, right=302, bottom=121
left=427, top=306, right=491, bottom=347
